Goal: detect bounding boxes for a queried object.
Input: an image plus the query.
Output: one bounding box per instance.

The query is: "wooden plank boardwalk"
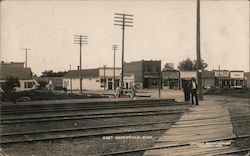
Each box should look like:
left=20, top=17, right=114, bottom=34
left=144, top=100, right=237, bottom=156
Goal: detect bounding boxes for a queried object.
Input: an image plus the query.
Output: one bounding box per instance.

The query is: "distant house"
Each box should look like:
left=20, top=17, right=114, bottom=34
left=0, top=62, right=38, bottom=91
left=35, top=77, right=63, bottom=91
left=63, top=67, right=135, bottom=91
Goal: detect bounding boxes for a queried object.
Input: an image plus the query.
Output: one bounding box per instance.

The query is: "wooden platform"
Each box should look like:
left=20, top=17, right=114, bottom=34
left=144, top=100, right=236, bottom=156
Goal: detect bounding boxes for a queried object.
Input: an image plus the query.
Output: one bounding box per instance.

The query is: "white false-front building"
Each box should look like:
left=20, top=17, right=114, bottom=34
left=63, top=67, right=135, bottom=91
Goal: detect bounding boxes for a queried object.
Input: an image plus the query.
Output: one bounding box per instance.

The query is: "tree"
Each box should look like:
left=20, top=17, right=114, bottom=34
left=193, top=59, right=208, bottom=71
left=162, top=63, right=175, bottom=71
left=2, top=76, right=20, bottom=93
left=41, top=70, right=67, bottom=77
left=177, top=58, right=208, bottom=71
left=177, top=58, right=195, bottom=71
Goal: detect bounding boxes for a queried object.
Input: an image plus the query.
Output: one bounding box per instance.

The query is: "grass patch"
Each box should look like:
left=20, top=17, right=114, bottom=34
left=2, top=90, right=108, bottom=102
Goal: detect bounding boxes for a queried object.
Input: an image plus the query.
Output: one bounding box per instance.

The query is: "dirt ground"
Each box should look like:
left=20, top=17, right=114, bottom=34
left=1, top=90, right=249, bottom=156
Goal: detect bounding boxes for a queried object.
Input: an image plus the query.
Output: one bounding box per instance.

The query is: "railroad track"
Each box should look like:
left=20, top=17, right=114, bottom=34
left=1, top=99, right=188, bottom=144
left=93, top=134, right=250, bottom=156
left=3, top=106, right=249, bottom=125
left=1, top=100, right=186, bottom=115
left=1, top=109, right=185, bottom=124
left=1, top=120, right=173, bottom=144
left=2, top=98, right=249, bottom=156
left=1, top=99, right=175, bottom=111
left=1, top=115, right=249, bottom=144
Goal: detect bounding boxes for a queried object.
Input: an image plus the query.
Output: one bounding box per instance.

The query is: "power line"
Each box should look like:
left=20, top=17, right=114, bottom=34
left=21, top=48, right=32, bottom=68
left=74, top=34, right=88, bottom=94
left=114, top=13, right=133, bottom=91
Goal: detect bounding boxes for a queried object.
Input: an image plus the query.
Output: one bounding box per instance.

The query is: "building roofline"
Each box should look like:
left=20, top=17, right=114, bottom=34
left=124, top=60, right=161, bottom=64
left=229, top=70, right=244, bottom=72
left=98, top=67, right=121, bottom=69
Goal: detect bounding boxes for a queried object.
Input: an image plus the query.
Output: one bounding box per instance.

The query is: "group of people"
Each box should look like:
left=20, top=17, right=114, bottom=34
left=182, top=77, right=199, bottom=105
left=115, top=85, right=136, bottom=99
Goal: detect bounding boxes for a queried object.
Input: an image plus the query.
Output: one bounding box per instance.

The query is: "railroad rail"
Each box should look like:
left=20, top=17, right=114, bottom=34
left=1, top=110, right=184, bottom=125
left=1, top=100, right=184, bottom=115
left=1, top=98, right=249, bottom=156
left=1, top=117, right=249, bottom=145
left=1, top=121, right=173, bottom=144
left=1, top=99, right=175, bottom=110
left=2, top=106, right=249, bottom=125
left=93, top=134, right=250, bottom=156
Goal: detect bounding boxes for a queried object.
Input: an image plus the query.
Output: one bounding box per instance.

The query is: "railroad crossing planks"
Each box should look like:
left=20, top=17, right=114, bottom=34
left=144, top=100, right=236, bottom=156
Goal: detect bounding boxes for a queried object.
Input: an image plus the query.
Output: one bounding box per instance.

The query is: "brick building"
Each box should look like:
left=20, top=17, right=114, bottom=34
left=124, top=60, right=161, bottom=89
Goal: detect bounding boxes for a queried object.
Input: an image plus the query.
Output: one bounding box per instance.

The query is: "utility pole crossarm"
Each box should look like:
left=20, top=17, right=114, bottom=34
left=114, top=13, right=133, bottom=17
left=114, top=20, right=133, bottom=24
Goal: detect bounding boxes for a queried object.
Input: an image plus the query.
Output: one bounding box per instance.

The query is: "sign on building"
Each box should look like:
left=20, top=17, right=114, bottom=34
left=180, top=71, right=196, bottom=79
left=214, top=70, right=229, bottom=77
left=230, top=71, right=244, bottom=79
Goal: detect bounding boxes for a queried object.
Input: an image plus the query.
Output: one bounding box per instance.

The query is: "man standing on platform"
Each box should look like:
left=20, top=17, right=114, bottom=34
left=191, top=77, right=198, bottom=105
left=183, top=80, right=190, bottom=102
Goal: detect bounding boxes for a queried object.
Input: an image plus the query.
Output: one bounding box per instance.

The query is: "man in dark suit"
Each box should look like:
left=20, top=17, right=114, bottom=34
left=183, top=80, right=190, bottom=102
left=191, top=77, right=198, bottom=105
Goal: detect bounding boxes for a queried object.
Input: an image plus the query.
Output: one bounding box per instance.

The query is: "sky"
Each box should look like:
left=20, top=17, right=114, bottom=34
left=0, top=0, right=249, bottom=76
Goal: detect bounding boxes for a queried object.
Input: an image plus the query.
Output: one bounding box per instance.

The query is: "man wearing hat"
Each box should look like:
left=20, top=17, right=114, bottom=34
left=191, top=77, right=198, bottom=105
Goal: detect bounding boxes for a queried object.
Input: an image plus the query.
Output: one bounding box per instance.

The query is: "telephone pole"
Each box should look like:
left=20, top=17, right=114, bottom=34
left=74, top=35, right=88, bottom=94
left=69, top=64, right=72, bottom=93
left=218, top=65, right=221, bottom=88
left=112, top=45, right=118, bottom=91
left=158, top=69, right=161, bottom=98
left=114, top=13, right=133, bottom=91
left=196, top=0, right=203, bottom=100
left=103, top=65, right=106, bottom=91
left=21, top=48, right=31, bottom=68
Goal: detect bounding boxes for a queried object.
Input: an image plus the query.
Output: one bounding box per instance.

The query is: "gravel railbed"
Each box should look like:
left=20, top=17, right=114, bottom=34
left=1, top=102, right=188, bottom=156
left=2, top=123, right=172, bottom=142
left=2, top=105, right=189, bottom=119
left=1, top=129, right=170, bottom=156
left=2, top=114, right=180, bottom=134
left=226, top=98, right=250, bottom=151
